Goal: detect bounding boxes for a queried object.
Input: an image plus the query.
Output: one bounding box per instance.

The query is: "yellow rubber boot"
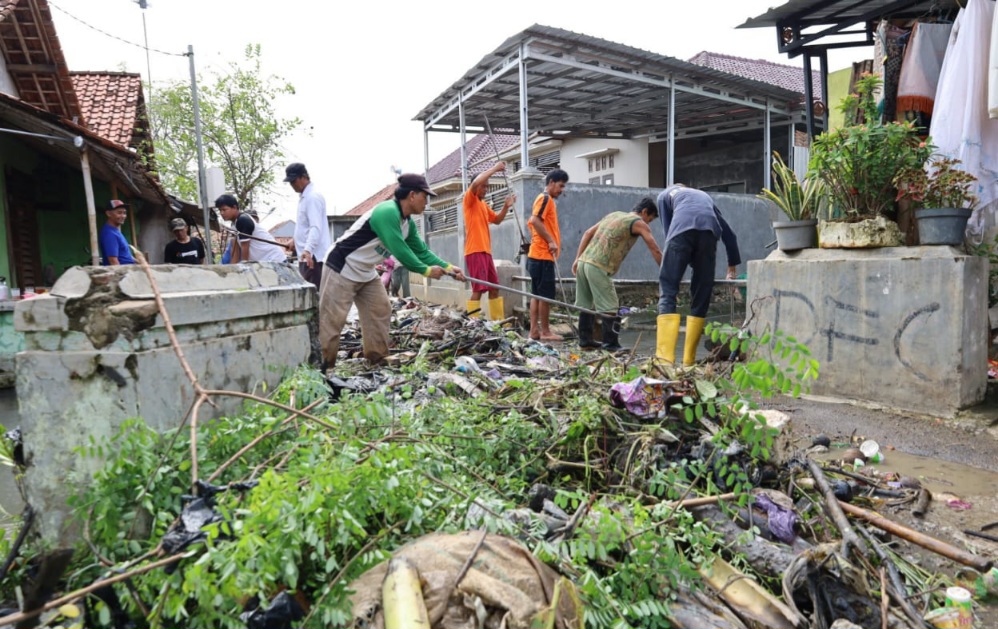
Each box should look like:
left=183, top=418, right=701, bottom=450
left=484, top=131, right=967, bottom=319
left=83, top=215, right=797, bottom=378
left=488, top=296, right=505, bottom=321
left=656, top=314, right=681, bottom=363
left=466, top=299, right=482, bottom=319
left=683, top=316, right=707, bottom=366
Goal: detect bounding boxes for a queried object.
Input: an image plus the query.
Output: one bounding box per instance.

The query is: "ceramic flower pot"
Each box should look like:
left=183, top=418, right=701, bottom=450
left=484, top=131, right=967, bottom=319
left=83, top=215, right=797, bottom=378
left=773, top=219, right=818, bottom=251
left=915, top=207, right=972, bottom=246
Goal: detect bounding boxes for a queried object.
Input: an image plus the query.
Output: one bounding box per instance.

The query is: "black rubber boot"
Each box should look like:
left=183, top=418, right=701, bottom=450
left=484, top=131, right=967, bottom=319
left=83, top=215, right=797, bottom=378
left=601, top=315, right=624, bottom=352
left=578, top=312, right=600, bottom=349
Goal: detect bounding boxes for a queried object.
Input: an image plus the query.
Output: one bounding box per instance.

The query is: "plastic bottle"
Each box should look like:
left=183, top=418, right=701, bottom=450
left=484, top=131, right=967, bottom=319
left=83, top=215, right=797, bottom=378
left=0, top=277, right=8, bottom=301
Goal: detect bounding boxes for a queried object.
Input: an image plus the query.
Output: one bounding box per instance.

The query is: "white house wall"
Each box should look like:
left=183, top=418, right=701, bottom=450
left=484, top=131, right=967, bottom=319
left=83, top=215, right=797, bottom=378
left=0, top=58, right=18, bottom=98
left=560, top=138, right=649, bottom=188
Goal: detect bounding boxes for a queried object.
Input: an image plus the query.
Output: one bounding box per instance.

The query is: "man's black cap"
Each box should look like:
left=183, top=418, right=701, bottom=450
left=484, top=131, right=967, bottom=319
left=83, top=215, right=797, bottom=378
left=284, top=163, right=308, bottom=182
left=397, top=173, right=437, bottom=197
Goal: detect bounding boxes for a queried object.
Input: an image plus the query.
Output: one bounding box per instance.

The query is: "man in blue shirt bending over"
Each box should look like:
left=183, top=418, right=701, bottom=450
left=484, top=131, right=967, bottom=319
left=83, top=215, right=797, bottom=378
left=656, top=184, right=740, bottom=366
left=100, top=200, right=136, bottom=265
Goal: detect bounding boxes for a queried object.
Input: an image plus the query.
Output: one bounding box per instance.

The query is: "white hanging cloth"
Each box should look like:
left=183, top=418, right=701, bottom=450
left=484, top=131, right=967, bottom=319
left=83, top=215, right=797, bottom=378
left=897, top=22, right=952, bottom=115
left=991, top=1, right=998, bottom=118
left=931, top=0, right=998, bottom=243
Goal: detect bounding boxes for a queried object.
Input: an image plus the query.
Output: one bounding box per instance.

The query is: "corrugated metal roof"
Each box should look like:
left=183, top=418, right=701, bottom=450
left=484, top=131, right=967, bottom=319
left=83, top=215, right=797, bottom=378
left=0, top=91, right=168, bottom=208
left=739, top=0, right=960, bottom=29
left=415, top=24, right=807, bottom=142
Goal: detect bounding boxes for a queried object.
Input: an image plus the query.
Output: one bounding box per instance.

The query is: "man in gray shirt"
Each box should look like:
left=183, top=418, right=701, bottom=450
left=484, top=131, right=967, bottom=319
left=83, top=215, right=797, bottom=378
left=656, top=184, right=740, bottom=366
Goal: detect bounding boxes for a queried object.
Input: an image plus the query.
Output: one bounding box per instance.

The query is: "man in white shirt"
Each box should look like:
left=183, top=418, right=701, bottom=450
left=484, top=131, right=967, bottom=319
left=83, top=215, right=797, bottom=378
left=285, top=162, right=330, bottom=288
left=215, top=194, right=289, bottom=264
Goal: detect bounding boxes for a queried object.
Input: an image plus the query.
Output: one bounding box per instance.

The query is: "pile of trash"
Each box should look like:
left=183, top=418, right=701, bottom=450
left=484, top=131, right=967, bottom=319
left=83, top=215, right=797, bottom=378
left=1, top=298, right=995, bottom=629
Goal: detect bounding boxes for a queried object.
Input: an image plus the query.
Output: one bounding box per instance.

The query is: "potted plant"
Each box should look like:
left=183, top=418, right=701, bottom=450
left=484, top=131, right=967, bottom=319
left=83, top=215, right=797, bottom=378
left=758, top=152, right=824, bottom=251
left=808, top=73, right=932, bottom=248
left=894, top=155, right=978, bottom=246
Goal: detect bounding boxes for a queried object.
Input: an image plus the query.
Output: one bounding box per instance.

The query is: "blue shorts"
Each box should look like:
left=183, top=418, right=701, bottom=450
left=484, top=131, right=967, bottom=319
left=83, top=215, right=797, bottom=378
left=526, top=257, right=556, bottom=299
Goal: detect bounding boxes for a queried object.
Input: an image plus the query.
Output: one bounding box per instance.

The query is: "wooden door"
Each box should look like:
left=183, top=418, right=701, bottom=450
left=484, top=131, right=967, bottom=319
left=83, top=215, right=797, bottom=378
left=5, top=168, right=40, bottom=289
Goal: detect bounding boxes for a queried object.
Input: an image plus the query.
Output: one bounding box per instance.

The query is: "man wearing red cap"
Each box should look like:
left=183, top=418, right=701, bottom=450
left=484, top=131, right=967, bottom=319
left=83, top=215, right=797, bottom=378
left=100, top=200, right=136, bottom=265
left=319, top=173, right=466, bottom=370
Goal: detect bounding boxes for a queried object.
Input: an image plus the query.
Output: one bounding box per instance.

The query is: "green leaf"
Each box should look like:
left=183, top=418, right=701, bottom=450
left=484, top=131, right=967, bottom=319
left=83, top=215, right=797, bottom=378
left=695, top=380, right=718, bottom=400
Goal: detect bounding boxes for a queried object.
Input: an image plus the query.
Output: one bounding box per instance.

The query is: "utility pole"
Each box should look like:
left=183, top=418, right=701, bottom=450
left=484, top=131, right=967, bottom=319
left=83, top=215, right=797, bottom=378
left=136, top=0, right=153, bottom=106
left=188, top=44, right=213, bottom=261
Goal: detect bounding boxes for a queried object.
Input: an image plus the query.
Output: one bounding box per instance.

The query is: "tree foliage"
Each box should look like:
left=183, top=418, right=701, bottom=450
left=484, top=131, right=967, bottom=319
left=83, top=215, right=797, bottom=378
left=145, top=44, right=303, bottom=208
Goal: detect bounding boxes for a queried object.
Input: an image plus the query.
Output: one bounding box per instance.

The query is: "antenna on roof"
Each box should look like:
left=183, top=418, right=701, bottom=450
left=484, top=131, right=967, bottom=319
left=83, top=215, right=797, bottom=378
left=132, top=0, right=154, bottom=106
left=390, top=164, right=402, bottom=179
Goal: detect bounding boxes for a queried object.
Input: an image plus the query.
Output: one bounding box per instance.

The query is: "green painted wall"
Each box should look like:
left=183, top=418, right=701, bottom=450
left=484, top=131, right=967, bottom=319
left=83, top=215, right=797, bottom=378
left=0, top=134, right=134, bottom=289
left=827, top=67, right=853, bottom=131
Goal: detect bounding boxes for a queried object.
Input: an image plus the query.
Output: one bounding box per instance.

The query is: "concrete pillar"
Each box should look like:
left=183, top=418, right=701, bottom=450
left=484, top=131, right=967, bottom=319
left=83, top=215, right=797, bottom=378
left=747, top=247, right=988, bottom=417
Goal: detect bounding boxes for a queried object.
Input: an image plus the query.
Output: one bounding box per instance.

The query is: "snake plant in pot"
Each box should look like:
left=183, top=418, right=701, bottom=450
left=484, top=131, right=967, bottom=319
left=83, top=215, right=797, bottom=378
left=893, top=155, right=978, bottom=246
left=758, top=152, right=825, bottom=251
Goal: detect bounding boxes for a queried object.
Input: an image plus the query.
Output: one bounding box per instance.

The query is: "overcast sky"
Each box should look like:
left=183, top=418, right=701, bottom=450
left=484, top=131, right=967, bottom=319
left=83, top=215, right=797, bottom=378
left=49, top=0, right=866, bottom=226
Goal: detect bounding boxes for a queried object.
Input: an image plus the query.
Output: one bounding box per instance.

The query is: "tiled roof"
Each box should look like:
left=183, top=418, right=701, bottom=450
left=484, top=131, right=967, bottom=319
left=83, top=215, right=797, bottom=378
left=70, top=72, right=146, bottom=148
left=0, top=1, right=17, bottom=20
left=0, top=0, right=82, bottom=120
left=426, top=133, right=520, bottom=185
left=344, top=182, right=397, bottom=216
left=347, top=133, right=519, bottom=216
left=688, top=51, right=822, bottom=97
left=269, top=219, right=296, bottom=238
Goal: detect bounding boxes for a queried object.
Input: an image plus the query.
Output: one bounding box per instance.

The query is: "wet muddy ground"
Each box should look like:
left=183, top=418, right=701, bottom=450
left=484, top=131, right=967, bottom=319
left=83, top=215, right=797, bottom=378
left=767, top=392, right=998, bottom=624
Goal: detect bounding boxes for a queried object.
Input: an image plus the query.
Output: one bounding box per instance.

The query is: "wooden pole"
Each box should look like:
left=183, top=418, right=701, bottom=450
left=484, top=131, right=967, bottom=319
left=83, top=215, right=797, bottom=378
left=838, top=500, right=993, bottom=572
left=79, top=147, right=99, bottom=266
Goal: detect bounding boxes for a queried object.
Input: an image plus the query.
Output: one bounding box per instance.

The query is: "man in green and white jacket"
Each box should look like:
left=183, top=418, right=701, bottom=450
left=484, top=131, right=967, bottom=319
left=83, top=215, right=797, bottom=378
left=319, top=173, right=467, bottom=369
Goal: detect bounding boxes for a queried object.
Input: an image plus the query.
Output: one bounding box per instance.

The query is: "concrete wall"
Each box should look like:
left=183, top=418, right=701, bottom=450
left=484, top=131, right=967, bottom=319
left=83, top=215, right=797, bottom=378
left=418, top=171, right=781, bottom=307
left=0, top=305, right=22, bottom=387
left=14, top=262, right=316, bottom=544
left=0, top=59, right=17, bottom=98
left=747, top=247, right=988, bottom=417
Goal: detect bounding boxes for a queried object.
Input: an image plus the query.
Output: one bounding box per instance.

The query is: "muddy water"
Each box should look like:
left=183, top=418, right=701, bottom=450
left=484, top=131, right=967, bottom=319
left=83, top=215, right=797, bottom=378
left=820, top=445, right=998, bottom=499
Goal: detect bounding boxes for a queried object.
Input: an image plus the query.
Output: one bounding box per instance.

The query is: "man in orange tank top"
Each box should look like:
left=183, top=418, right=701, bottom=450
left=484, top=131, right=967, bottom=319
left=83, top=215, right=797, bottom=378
left=463, top=162, right=515, bottom=319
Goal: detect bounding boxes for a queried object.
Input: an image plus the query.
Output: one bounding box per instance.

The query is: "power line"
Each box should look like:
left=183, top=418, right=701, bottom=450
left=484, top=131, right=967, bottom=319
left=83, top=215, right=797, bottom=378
left=48, top=1, right=186, bottom=58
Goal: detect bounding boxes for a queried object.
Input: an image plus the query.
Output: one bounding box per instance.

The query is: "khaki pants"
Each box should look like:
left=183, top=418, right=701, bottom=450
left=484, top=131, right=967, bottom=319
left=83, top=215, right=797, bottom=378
left=318, top=268, right=392, bottom=368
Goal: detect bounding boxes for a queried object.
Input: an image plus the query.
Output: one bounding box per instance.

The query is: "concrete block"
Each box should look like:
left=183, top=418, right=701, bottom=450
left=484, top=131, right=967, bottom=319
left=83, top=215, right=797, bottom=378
left=819, top=217, right=904, bottom=248
left=13, top=295, right=69, bottom=331
left=747, top=247, right=988, bottom=416
left=48, top=267, right=91, bottom=299
left=13, top=263, right=317, bottom=545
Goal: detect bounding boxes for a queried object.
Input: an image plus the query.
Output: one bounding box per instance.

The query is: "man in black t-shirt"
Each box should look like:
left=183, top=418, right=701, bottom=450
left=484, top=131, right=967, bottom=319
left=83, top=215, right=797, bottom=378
left=164, top=218, right=206, bottom=264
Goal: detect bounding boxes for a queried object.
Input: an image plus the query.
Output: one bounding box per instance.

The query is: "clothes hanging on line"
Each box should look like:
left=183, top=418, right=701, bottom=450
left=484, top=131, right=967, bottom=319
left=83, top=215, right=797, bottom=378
left=897, top=22, right=953, bottom=115
left=990, top=0, right=998, bottom=118
left=930, top=0, right=998, bottom=243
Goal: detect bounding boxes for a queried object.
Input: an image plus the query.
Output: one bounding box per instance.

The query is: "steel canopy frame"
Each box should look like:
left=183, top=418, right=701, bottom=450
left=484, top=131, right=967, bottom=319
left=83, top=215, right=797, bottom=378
left=414, top=24, right=809, bottom=188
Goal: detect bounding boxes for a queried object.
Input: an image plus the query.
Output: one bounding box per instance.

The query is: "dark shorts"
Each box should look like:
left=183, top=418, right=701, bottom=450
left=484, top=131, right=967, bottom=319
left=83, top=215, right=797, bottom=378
left=465, top=252, right=498, bottom=293
left=526, top=257, right=556, bottom=299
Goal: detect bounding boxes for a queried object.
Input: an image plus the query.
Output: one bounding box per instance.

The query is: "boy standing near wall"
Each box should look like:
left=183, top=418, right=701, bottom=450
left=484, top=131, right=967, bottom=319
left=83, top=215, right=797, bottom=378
left=526, top=169, right=569, bottom=341
left=463, top=162, right=515, bottom=319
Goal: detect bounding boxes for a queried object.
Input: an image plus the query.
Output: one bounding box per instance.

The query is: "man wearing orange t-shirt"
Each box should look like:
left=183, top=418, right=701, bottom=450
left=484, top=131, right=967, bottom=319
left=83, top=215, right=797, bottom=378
left=526, top=169, right=569, bottom=342
left=464, top=162, right=516, bottom=319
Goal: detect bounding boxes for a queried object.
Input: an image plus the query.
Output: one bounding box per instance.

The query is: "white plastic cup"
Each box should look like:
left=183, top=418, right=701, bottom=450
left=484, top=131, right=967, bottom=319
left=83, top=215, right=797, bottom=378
left=944, top=586, right=973, bottom=627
